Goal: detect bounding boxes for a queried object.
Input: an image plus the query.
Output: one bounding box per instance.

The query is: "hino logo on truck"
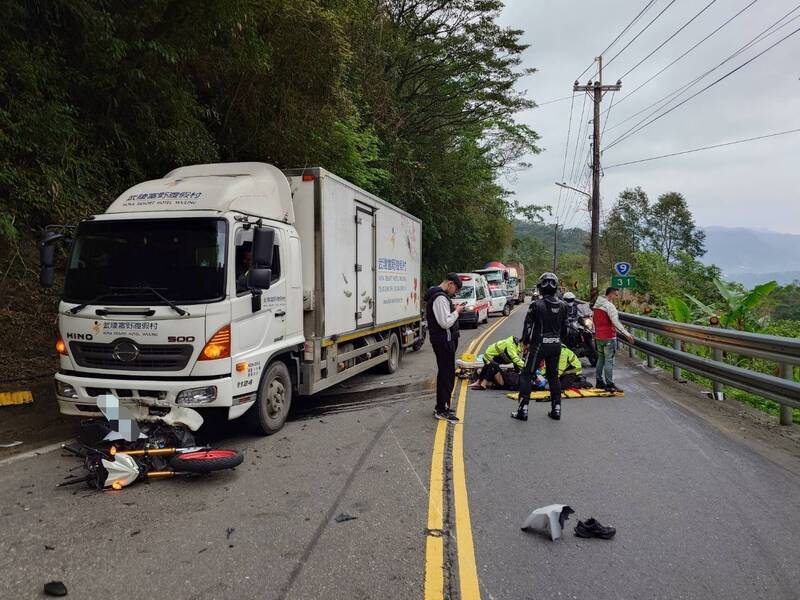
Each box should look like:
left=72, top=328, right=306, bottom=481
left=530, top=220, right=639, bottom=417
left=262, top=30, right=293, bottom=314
left=66, top=333, right=93, bottom=341
left=112, top=341, right=140, bottom=362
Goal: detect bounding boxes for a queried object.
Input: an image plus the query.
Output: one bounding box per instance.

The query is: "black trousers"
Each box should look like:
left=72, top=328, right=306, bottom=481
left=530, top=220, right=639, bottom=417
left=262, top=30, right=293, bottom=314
left=518, top=344, right=561, bottom=411
left=431, top=337, right=458, bottom=413
left=478, top=360, right=503, bottom=383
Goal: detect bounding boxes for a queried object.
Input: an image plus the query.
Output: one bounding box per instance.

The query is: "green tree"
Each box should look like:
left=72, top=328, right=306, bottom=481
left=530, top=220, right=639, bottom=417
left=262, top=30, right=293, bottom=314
left=644, top=192, right=705, bottom=262
left=600, top=187, right=649, bottom=270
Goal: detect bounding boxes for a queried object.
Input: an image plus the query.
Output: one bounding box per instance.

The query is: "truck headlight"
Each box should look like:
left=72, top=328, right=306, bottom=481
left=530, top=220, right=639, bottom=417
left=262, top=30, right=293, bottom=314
left=176, top=386, right=217, bottom=405
left=55, top=381, right=78, bottom=399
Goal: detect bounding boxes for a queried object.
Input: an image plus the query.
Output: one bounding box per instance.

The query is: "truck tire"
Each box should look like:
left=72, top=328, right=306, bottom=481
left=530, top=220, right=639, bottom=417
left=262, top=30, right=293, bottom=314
left=381, top=333, right=401, bottom=374
left=245, top=361, right=293, bottom=435
left=502, top=304, right=511, bottom=317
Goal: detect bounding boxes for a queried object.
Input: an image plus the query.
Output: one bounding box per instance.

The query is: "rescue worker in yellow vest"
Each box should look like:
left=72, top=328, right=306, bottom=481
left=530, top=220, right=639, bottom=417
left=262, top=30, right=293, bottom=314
left=470, top=336, right=527, bottom=390
left=540, top=344, right=587, bottom=390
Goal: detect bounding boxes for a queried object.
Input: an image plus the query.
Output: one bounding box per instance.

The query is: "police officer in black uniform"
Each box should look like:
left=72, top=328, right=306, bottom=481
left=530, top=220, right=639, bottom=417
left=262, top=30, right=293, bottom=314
left=512, top=272, right=569, bottom=422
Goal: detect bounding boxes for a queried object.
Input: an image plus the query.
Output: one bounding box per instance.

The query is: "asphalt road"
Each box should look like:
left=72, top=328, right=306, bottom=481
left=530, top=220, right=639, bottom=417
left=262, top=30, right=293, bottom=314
left=2, top=303, right=799, bottom=600
left=0, top=311, right=495, bottom=600
left=458, top=307, right=800, bottom=600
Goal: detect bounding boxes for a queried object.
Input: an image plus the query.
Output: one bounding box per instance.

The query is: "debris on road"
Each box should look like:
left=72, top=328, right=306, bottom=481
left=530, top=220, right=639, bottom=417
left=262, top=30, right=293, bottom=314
left=0, top=441, right=23, bottom=448
left=0, top=390, right=33, bottom=406
left=334, top=513, right=358, bottom=523
left=43, top=581, right=67, bottom=596
left=226, top=527, right=235, bottom=540
left=521, top=504, right=574, bottom=541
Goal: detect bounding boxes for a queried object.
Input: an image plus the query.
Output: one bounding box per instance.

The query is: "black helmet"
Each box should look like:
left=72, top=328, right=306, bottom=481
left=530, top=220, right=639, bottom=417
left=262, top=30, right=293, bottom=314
left=537, top=272, right=559, bottom=295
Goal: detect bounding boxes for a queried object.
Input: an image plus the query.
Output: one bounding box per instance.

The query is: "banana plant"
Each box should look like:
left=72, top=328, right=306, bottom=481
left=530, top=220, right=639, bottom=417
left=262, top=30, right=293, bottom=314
left=666, top=297, right=692, bottom=323
left=685, top=279, right=777, bottom=331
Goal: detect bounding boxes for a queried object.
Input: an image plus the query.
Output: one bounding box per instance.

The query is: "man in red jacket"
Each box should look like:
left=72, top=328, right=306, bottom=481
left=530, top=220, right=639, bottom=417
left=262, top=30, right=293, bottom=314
left=592, top=287, right=634, bottom=393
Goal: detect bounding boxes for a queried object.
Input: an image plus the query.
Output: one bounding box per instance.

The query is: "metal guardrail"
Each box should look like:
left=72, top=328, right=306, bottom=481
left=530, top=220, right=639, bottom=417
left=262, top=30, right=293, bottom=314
left=618, top=312, right=800, bottom=426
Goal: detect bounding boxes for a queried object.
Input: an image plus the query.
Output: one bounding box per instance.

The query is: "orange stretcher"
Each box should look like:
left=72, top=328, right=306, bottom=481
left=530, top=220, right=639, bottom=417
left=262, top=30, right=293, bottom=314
left=505, top=387, right=624, bottom=401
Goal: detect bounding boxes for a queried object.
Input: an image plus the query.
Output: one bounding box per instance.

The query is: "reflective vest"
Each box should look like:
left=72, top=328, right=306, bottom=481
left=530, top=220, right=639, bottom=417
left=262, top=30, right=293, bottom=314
left=485, top=336, right=525, bottom=369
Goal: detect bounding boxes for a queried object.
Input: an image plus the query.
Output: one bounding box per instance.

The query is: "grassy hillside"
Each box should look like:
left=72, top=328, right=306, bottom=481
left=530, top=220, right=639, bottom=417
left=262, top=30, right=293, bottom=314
left=513, top=221, right=588, bottom=256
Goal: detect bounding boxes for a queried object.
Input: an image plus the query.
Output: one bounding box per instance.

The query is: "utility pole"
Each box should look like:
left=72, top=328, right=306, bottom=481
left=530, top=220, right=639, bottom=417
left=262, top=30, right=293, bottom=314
left=574, top=56, right=621, bottom=302
left=552, top=223, right=559, bottom=272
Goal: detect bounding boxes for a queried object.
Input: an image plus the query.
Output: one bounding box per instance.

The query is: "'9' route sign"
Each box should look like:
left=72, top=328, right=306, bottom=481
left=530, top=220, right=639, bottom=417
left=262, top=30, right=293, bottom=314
left=614, top=262, right=632, bottom=277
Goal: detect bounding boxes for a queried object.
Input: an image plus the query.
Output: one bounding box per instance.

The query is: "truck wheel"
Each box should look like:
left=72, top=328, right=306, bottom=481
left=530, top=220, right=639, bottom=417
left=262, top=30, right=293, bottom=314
left=245, top=361, right=293, bottom=435
left=381, top=333, right=401, bottom=374
left=502, top=305, right=511, bottom=317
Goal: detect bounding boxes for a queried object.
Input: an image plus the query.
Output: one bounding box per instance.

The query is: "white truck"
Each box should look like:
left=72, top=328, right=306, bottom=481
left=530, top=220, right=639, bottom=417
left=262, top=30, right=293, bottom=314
left=40, top=163, right=423, bottom=435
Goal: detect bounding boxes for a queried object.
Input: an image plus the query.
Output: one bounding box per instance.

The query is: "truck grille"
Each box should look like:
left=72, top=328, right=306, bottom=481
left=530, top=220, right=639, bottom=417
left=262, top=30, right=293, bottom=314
left=69, top=341, right=193, bottom=371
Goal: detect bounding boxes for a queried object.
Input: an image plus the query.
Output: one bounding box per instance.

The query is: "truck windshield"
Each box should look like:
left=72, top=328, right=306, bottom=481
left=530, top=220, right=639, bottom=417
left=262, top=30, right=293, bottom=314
left=63, top=218, right=227, bottom=305
left=480, top=271, right=504, bottom=284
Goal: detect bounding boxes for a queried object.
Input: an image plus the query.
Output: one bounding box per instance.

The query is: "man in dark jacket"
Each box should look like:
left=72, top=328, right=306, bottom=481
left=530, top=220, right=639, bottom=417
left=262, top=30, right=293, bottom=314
left=512, top=272, right=568, bottom=422
left=425, top=273, right=464, bottom=423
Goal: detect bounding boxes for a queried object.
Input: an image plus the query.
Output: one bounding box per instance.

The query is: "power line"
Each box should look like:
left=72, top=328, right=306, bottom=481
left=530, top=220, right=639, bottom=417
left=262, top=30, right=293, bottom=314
left=606, top=3, right=800, bottom=133
left=567, top=92, right=589, bottom=191
left=602, top=0, right=760, bottom=118
left=575, top=0, right=658, bottom=81
left=619, top=0, right=718, bottom=80
left=602, top=0, right=680, bottom=74
left=536, top=95, right=573, bottom=107
left=604, top=127, right=800, bottom=169
left=553, top=93, right=577, bottom=225
left=604, top=23, right=800, bottom=150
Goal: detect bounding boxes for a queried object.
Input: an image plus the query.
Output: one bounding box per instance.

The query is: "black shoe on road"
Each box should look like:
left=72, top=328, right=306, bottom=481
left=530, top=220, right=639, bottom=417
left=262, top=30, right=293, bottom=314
left=548, top=405, right=561, bottom=420
left=575, top=518, right=616, bottom=539
left=595, top=380, right=606, bottom=389
left=434, top=410, right=460, bottom=424
left=605, top=384, right=623, bottom=393
left=510, top=409, right=528, bottom=421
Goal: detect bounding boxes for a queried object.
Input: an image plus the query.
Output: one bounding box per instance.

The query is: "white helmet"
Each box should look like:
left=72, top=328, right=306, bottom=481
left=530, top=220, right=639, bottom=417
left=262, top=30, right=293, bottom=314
left=563, top=292, right=576, bottom=302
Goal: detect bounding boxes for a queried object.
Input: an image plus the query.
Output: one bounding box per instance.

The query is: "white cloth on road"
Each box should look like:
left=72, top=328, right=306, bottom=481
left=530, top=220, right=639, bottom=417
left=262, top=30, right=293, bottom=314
left=521, top=504, right=575, bottom=540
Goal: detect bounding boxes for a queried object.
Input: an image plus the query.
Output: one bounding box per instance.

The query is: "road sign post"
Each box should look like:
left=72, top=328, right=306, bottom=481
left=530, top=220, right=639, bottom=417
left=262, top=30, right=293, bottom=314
left=611, top=276, right=636, bottom=288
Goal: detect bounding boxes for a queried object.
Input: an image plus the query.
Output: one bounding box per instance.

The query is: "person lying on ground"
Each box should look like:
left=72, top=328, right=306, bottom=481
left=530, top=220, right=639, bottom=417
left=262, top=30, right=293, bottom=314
left=470, top=336, right=527, bottom=390
left=540, top=344, right=590, bottom=390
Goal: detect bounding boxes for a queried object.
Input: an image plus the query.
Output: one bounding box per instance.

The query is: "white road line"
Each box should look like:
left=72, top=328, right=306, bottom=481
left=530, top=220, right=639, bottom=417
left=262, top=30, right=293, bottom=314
left=0, top=440, right=70, bottom=467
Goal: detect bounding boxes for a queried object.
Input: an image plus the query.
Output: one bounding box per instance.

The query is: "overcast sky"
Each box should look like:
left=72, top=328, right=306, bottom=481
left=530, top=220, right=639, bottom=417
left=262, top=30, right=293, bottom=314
left=498, top=0, right=800, bottom=234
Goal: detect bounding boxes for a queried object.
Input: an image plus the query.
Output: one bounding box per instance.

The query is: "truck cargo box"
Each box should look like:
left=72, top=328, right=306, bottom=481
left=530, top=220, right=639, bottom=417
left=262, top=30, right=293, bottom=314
left=285, top=168, right=422, bottom=340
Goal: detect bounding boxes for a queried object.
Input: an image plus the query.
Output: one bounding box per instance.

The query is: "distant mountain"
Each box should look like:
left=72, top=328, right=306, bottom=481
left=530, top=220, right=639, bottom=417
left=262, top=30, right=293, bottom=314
left=702, top=227, right=800, bottom=286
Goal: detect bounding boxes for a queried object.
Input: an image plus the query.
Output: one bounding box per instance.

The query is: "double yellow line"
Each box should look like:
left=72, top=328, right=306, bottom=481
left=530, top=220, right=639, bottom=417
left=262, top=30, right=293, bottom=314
left=424, top=310, right=513, bottom=600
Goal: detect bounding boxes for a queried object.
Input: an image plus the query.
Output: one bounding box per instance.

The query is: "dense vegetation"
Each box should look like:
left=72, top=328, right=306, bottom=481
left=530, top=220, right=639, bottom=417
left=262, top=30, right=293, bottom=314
left=0, top=0, right=541, bottom=285
left=598, top=186, right=799, bottom=423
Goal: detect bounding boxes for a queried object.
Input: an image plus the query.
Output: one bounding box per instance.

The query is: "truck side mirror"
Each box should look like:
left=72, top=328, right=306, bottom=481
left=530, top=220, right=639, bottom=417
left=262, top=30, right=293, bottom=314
left=247, top=268, right=272, bottom=290
left=39, top=231, right=64, bottom=288
left=252, top=227, right=275, bottom=268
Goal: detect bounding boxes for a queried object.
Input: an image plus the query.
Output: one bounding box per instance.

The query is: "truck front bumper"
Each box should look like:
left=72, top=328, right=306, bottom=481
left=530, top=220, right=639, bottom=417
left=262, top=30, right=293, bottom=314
left=53, top=372, right=255, bottom=421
